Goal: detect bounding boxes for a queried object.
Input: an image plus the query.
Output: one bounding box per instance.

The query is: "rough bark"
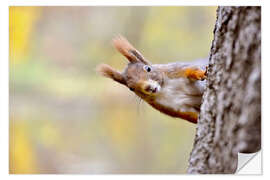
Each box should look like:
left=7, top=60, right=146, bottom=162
left=188, top=6, right=261, bottom=174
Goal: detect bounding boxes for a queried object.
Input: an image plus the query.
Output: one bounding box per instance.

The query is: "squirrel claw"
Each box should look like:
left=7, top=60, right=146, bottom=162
left=199, top=66, right=208, bottom=81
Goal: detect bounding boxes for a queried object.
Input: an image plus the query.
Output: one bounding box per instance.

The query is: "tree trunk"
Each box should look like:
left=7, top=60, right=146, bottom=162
left=187, top=6, right=261, bottom=174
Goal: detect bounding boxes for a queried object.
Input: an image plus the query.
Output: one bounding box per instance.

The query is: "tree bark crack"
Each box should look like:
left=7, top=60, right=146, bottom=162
left=187, top=6, right=261, bottom=174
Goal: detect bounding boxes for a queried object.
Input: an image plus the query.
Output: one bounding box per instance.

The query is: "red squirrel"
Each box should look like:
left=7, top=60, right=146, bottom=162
left=96, top=36, right=208, bottom=124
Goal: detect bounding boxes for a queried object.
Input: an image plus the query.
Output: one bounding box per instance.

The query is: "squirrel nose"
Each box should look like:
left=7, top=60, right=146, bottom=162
left=145, top=85, right=157, bottom=93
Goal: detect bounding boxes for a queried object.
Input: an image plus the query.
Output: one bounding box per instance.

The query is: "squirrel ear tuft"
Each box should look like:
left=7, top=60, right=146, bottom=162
left=112, top=35, right=151, bottom=65
left=96, top=64, right=127, bottom=85
left=112, top=35, right=138, bottom=63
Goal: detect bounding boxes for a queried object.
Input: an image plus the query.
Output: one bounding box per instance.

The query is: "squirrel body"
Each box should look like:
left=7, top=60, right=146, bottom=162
left=97, top=36, right=208, bottom=124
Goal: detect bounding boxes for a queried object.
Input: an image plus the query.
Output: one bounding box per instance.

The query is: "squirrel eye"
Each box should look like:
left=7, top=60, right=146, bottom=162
left=129, top=87, right=135, bottom=91
left=143, top=65, right=152, bottom=72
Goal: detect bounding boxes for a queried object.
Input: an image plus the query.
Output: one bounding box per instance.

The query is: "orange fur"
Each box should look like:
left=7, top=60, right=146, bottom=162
left=96, top=64, right=126, bottom=85
left=184, top=68, right=206, bottom=81
left=112, top=35, right=150, bottom=64
left=97, top=36, right=207, bottom=124
left=113, top=36, right=137, bottom=62
left=161, top=66, right=206, bottom=81
left=177, top=111, right=198, bottom=124
left=149, top=102, right=198, bottom=124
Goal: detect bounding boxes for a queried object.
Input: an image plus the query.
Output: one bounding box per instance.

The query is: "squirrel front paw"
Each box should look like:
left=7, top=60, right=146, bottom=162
left=203, top=66, right=208, bottom=80
left=185, top=68, right=207, bottom=81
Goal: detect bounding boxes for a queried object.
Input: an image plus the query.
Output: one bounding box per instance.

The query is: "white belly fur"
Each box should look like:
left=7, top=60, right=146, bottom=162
left=156, top=78, right=206, bottom=113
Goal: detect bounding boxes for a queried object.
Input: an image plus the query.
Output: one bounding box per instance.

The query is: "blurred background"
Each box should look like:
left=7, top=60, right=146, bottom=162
left=9, top=6, right=217, bottom=174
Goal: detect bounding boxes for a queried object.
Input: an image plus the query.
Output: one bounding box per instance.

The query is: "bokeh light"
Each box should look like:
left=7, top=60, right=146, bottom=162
left=9, top=6, right=217, bottom=174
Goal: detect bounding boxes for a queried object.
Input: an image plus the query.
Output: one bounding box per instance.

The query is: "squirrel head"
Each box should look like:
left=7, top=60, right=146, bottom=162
left=96, top=36, right=164, bottom=98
